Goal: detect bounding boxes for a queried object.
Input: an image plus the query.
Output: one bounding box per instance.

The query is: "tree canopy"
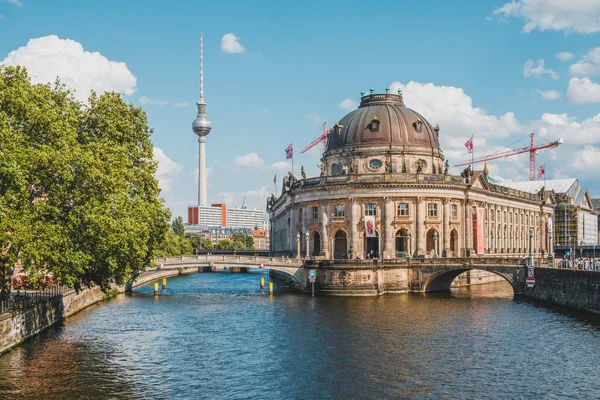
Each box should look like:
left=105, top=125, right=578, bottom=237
left=0, top=66, right=170, bottom=298
left=171, top=216, right=185, bottom=237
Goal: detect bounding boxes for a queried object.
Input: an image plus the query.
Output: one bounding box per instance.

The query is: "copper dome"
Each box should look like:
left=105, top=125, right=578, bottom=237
left=326, top=92, right=440, bottom=153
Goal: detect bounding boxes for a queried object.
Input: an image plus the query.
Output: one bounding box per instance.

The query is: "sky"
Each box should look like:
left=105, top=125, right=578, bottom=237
left=2, top=0, right=600, bottom=220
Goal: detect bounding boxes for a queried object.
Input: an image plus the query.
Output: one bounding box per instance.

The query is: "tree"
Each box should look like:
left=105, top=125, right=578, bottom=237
left=172, top=216, right=185, bottom=237
left=230, top=233, right=255, bottom=250
left=155, top=229, right=193, bottom=257
left=185, top=234, right=212, bottom=252
left=0, top=66, right=170, bottom=298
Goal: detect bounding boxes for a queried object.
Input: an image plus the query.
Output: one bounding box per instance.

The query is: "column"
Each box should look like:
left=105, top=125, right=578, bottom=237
left=351, top=198, right=360, bottom=258
left=290, top=206, right=298, bottom=256
left=443, top=199, right=450, bottom=256
left=301, top=205, right=307, bottom=254
left=416, top=197, right=425, bottom=256
left=547, top=213, right=554, bottom=255
left=466, top=201, right=473, bottom=253
left=383, top=197, right=394, bottom=259
left=320, top=202, right=329, bottom=258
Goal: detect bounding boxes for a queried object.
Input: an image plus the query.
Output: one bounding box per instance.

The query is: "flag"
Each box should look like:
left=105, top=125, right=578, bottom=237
left=273, top=174, right=277, bottom=184
left=465, top=137, right=473, bottom=154
left=538, top=165, right=545, bottom=179
left=285, top=143, right=293, bottom=159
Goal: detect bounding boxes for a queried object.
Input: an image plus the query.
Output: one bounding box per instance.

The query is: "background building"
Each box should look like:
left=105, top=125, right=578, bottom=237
left=504, top=179, right=597, bottom=257
left=187, top=202, right=267, bottom=230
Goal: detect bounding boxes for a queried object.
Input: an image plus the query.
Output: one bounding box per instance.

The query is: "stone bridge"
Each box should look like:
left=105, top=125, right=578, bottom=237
left=156, top=255, right=307, bottom=289
left=157, top=255, right=535, bottom=297
left=303, top=257, right=532, bottom=296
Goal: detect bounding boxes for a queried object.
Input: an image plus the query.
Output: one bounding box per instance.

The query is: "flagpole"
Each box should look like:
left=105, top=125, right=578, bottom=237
left=543, top=164, right=546, bottom=187
left=471, top=134, right=474, bottom=171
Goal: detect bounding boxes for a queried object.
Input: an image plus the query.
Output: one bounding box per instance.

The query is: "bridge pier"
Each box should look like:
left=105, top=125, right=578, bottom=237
left=303, top=259, right=526, bottom=297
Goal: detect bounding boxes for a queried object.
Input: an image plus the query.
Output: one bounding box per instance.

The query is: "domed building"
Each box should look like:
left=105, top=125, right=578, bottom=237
left=268, top=90, right=555, bottom=261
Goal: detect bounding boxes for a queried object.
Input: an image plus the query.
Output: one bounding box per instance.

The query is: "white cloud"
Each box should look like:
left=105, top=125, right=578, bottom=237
left=492, top=0, right=600, bottom=34
left=271, top=161, right=292, bottom=171
left=339, top=98, right=359, bottom=111
left=570, top=145, right=600, bottom=172
left=523, top=59, right=559, bottom=80
left=569, top=47, right=600, bottom=77
left=566, top=77, right=600, bottom=104
left=535, top=89, right=561, bottom=100
left=306, top=112, right=322, bottom=124
left=556, top=52, right=574, bottom=61
left=8, top=0, right=23, bottom=7
left=139, top=96, right=168, bottom=105
left=221, top=33, right=246, bottom=54
left=1, top=35, right=137, bottom=102
left=232, top=152, right=264, bottom=168
left=389, top=81, right=521, bottom=140
left=534, top=112, right=600, bottom=144
left=174, top=101, right=189, bottom=107
left=154, top=147, right=183, bottom=194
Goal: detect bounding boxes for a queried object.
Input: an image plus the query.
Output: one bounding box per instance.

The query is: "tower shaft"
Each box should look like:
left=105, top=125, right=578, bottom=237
left=199, top=137, right=207, bottom=206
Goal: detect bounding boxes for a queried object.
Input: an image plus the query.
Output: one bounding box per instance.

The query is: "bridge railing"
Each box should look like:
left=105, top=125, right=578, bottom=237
left=304, top=257, right=528, bottom=268
left=156, top=254, right=302, bottom=267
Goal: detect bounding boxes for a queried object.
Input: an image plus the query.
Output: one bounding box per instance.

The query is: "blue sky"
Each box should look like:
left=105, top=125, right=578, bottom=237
left=2, top=0, right=600, bottom=220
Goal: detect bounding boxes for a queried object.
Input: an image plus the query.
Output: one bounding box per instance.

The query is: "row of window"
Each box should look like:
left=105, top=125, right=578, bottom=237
left=490, top=209, right=537, bottom=226
left=299, top=202, right=459, bottom=219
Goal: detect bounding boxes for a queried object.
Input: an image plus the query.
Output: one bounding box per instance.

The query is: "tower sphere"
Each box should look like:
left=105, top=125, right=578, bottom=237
left=192, top=103, right=212, bottom=137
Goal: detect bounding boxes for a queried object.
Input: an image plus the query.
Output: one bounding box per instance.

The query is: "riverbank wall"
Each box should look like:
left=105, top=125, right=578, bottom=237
left=0, top=267, right=197, bottom=355
left=524, top=268, right=600, bottom=314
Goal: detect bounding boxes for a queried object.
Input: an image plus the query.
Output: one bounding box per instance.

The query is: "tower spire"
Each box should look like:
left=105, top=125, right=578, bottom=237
left=200, top=33, right=204, bottom=103
left=192, top=34, right=212, bottom=207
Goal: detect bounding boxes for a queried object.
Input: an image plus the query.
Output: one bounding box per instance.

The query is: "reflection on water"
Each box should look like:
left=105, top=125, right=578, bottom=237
left=0, top=272, right=599, bottom=399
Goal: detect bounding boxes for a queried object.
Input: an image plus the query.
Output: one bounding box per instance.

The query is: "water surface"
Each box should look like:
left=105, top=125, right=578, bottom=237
left=0, top=271, right=599, bottom=399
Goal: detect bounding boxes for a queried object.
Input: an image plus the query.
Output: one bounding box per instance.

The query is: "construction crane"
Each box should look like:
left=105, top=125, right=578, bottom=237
left=454, top=133, right=563, bottom=181
left=301, top=122, right=330, bottom=154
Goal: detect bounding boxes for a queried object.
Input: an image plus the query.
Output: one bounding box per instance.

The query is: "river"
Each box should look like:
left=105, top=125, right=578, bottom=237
left=0, top=271, right=599, bottom=399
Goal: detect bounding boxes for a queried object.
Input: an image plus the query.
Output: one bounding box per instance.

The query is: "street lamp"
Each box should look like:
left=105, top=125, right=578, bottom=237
left=305, top=231, right=310, bottom=259
left=528, top=227, right=534, bottom=266
left=433, top=231, right=438, bottom=258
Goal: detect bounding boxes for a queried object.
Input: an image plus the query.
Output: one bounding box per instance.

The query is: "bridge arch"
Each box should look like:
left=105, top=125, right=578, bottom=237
left=423, top=268, right=515, bottom=293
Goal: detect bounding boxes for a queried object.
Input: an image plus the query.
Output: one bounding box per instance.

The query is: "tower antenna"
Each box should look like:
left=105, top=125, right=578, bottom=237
left=200, top=33, right=204, bottom=103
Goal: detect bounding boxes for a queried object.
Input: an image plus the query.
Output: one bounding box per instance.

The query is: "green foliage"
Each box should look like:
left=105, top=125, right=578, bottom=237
left=0, top=66, right=170, bottom=298
left=155, top=229, right=193, bottom=257
left=171, top=216, right=185, bottom=237
left=185, top=234, right=212, bottom=252
left=230, top=234, right=255, bottom=250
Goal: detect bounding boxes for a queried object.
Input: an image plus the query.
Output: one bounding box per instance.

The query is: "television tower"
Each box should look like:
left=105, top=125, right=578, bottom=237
left=192, top=34, right=212, bottom=206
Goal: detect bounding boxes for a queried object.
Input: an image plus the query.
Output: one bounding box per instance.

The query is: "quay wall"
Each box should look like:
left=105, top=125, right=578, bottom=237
left=0, top=266, right=198, bottom=355
left=525, top=268, right=600, bottom=314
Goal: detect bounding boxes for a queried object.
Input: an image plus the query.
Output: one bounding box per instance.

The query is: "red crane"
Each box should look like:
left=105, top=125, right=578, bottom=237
left=301, top=122, right=330, bottom=154
left=454, top=133, right=563, bottom=181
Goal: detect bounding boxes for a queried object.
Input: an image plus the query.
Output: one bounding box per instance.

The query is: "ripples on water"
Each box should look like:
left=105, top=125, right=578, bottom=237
left=1, top=271, right=599, bottom=399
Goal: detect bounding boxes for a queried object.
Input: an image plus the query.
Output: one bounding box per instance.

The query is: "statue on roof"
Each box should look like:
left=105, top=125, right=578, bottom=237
left=319, top=162, right=327, bottom=177
left=301, top=166, right=306, bottom=180
left=444, top=160, right=449, bottom=176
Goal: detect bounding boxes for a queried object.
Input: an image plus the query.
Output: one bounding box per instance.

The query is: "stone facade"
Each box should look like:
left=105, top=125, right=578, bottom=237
left=268, top=92, right=555, bottom=262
